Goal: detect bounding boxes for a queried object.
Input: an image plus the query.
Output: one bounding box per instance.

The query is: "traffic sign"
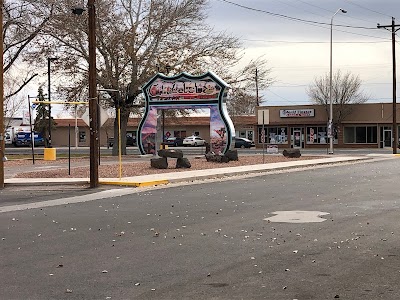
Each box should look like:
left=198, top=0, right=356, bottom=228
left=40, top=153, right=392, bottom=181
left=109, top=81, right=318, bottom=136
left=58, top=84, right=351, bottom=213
left=82, top=106, right=109, bottom=127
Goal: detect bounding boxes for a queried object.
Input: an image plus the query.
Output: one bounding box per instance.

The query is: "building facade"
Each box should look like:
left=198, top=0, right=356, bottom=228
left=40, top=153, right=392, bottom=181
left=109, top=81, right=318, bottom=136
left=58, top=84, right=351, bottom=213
left=50, top=115, right=257, bottom=147
left=11, top=102, right=399, bottom=149
left=256, top=103, right=400, bottom=149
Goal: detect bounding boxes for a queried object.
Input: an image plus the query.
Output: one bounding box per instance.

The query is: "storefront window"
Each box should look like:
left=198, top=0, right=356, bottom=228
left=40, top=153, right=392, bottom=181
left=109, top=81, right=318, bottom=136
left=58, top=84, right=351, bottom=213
left=247, top=130, right=253, bottom=141
left=174, top=130, right=186, bottom=138
left=306, top=126, right=328, bottom=144
left=79, top=131, right=86, bottom=143
left=258, top=127, right=287, bottom=144
left=237, top=130, right=254, bottom=140
left=344, top=126, right=377, bottom=143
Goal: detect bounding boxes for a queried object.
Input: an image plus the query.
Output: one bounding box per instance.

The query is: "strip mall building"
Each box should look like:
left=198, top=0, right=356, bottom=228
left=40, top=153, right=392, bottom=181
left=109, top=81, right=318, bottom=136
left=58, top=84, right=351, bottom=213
left=254, top=103, right=398, bottom=149
left=31, top=102, right=400, bottom=149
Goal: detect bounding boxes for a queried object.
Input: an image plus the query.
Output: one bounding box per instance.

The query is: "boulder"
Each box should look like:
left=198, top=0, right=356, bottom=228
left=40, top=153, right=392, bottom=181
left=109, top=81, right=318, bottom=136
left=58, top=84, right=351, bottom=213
left=158, top=149, right=183, bottom=159
left=283, top=149, right=301, bottom=158
left=150, top=157, right=168, bottom=169
left=225, top=150, right=238, bottom=161
left=205, top=142, right=211, bottom=154
left=205, top=152, right=215, bottom=162
left=221, top=155, right=230, bottom=163
left=205, top=151, right=237, bottom=163
left=176, top=157, right=191, bottom=168
left=206, top=152, right=222, bottom=163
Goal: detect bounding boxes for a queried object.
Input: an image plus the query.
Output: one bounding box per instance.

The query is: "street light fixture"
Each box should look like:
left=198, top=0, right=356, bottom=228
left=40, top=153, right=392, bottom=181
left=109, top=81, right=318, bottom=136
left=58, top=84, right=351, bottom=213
left=329, top=8, right=347, bottom=155
left=47, top=57, right=58, bottom=148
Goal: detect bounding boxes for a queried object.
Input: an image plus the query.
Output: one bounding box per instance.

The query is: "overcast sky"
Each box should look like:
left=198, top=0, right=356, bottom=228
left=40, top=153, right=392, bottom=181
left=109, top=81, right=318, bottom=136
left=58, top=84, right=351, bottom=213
left=206, top=0, right=400, bottom=106
left=21, top=0, right=400, bottom=119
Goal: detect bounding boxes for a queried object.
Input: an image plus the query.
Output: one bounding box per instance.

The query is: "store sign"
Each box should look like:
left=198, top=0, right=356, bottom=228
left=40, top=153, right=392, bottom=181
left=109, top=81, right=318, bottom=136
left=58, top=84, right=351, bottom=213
left=148, top=78, right=221, bottom=102
left=267, top=144, right=279, bottom=154
left=280, top=109, right=315, bottom=118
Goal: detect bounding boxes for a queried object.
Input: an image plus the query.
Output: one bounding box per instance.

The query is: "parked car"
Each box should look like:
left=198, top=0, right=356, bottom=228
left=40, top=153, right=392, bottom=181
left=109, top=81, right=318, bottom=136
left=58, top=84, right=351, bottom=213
left=163, top=137, right=184, bottom=147
left=234, top=137, right=255, bottom=148
left=108, top=135, right=136, bottom=147
left=5, top=131, right=12, bottom=145
left=183, top=136, right=206, bottom=146
left=13, top=132, right=45, bottom=147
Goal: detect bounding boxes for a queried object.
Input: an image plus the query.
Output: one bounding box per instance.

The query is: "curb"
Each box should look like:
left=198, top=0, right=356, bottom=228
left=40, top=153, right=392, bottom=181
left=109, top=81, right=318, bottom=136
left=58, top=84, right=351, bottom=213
left=98, top=156, right=371, bottom=187
left=4, top=156, right=373, bottom=187
left=99, top=179, right=169, bottom=187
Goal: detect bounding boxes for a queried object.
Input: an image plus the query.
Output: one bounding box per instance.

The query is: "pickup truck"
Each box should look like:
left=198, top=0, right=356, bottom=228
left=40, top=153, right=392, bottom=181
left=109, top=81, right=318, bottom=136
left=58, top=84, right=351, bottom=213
left=13, top=132, right=45, bottom=147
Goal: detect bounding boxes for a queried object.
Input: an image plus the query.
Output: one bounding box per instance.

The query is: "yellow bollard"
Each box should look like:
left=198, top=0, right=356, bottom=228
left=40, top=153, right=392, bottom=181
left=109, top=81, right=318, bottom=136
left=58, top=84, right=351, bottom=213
left=44, top=148, right=57, bottom=161
left=160, top=144, right=168, bottom=150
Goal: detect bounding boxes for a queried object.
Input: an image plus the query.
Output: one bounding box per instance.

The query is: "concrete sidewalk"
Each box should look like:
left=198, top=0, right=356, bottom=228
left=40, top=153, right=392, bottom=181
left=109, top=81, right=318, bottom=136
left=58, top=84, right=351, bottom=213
left=4, top=156, right=372, bottom=187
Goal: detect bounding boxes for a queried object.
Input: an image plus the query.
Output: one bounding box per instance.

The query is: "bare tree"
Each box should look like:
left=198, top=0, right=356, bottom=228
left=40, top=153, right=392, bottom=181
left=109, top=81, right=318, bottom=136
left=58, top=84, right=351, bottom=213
left=3, top=76, right=26, bottom=128
left=226, top=57, right=273, bottom=116
left=2, top=0, right=53, bottom=134
left=307, top=70, right=369, bottom=125
left=3, top=0, right=52, bottom=98
left=31, top=0, right=271, bottom=155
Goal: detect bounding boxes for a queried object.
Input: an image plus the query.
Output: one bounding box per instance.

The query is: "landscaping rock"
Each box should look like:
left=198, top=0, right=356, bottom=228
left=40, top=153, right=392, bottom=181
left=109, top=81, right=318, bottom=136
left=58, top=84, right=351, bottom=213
left=150, top=157, right=168, bottom=169
left=176, top=157, right=191, bottom=168
left=225, top=150, right=238, bottom=161
left=158, top=149, right=183, bottom=159
left=283, top=149, right=301, bottom=158
left=205, top=151, right=238, bottom=163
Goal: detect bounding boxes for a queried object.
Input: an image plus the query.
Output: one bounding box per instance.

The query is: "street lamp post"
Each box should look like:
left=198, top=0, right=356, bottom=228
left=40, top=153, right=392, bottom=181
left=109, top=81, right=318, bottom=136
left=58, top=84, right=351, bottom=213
left=47, top=57, right=58, bottom=148
left=329, top=8, right=347, bottom=155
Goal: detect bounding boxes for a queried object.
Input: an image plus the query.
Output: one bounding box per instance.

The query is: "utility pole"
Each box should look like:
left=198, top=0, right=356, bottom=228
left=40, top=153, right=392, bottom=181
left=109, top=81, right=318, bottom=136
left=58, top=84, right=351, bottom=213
left=0, top=0, right=4, bottom=189
left=88, top=0, right=99, bottom=187
left=378, top=18, right=400, bottom=154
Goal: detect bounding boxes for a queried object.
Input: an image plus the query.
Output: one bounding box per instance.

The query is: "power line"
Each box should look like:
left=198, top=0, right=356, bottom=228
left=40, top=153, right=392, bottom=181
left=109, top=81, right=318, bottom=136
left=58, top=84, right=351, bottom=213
left=265, top=89, right=300, bottom=104
left=242, top=39, right=389, bottom=44
left=292, top=0, right=385, bottom=26
left=218, top=0, right=379, bottom=30
left=217, top=0, right=391, bottom=41
left=271, top=63, right=392, bottom=70
left=291, top=0, right=332, bottom=14
left=344, top=0, right=395, bottom=19
left=274, top=0, right=328, bottom=20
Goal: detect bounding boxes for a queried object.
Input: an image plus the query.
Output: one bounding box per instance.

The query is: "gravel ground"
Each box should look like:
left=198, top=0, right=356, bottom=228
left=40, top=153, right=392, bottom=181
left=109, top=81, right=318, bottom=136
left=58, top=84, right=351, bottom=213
left=8, top=154, right=319, bottom=178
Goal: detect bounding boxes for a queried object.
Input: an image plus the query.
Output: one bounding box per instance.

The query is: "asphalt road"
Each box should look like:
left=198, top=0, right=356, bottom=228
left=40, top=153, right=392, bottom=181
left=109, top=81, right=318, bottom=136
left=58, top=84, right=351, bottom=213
left=1, top=157, right=400, bottom=299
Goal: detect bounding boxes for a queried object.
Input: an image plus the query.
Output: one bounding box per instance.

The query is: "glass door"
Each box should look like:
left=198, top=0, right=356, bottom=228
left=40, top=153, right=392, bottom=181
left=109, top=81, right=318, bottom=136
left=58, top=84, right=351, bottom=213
left=246, top=130, right=254, bottom=141
left=384, top=129, right=392, bottom=148
left=293, top=130, right=302, bottom=148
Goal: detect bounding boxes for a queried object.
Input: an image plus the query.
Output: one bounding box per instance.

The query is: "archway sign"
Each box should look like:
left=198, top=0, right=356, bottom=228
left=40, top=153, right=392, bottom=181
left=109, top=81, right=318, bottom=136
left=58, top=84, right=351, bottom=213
left=138, top=71, right=236, bottom=155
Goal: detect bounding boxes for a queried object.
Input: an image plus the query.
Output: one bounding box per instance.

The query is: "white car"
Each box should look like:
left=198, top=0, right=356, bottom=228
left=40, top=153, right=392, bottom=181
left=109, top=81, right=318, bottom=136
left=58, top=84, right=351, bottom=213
left=5, top=131, right=12, bottom=145
left=183, top=136, right=206, bottom=146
